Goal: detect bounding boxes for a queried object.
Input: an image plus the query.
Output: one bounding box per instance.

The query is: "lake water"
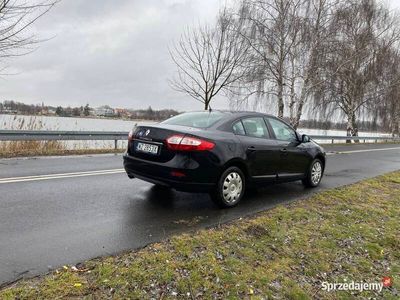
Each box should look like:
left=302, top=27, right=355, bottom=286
left=0, top=114, right=149, bottom=131
left=0, top=114, right=391, bottom=149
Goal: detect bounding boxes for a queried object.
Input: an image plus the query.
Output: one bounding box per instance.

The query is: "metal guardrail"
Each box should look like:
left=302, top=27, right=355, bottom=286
left=309, top=135, right=399, bottom=144
left=0, top=130, right=128, bottom=141
left=0, top=130, right=128, bottom=149
left=0, top=130, right=398, bottom=148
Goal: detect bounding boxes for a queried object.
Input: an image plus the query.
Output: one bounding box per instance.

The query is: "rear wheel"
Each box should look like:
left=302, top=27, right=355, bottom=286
left=302, top=159, right=323, bottom=187
left=210, top=166, right=245, bottom=208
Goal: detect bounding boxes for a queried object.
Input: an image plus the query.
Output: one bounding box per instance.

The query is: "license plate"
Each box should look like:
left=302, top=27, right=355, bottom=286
left=136, top=142, right=159, bottom=155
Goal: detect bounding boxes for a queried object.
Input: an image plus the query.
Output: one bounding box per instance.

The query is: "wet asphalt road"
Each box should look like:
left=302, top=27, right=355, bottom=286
left=0, top=143, right=399, bottom=285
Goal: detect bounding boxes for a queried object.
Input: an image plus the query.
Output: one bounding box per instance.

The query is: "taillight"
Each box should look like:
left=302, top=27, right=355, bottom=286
left=128, top=130, right=133, bottom=142
left=171, top=170, right=186, bottom=177
left=166, top=135, right=215, bottom=151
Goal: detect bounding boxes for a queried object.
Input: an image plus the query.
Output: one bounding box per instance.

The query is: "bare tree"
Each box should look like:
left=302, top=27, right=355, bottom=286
left=169, top=9, right=249, bottom=110
left=235, top=0, right=303, bottom=118
left=286, top=0, right=338, bottom=129
left=373, top=46, right=400, bottom=137
left=315, top=0, right=400, bottom=138
left=0, top=0, right=57, bottom=63
left=173, top=0, right=400, bottom=135
left=230, top=0, right=336, bottom=128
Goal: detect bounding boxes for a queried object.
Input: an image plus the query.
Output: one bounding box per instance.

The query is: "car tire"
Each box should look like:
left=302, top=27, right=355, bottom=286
left=302, top=158, right=323, bottom=188
left=210, top=166, right=245, bottom=208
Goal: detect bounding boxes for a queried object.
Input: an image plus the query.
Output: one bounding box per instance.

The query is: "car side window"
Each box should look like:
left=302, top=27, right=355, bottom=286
left=267, top=118, right=297, bottom=142
left=232, top=121, right=246, bottom=135
left=241, top=117, right=270, bottom=138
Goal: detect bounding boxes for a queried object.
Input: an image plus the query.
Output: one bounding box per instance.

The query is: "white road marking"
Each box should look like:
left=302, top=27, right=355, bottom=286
left=327, top=146, right=400, bottom=155
left=0, top=146, right=398, bottom=184
left=0, top=169, right=125, bottom=184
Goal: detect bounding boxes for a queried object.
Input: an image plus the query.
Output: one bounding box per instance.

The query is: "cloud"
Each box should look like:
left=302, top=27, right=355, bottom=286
left=1, top=0, right=399, bottom=111
left=0, top=0, right=228, bottom=110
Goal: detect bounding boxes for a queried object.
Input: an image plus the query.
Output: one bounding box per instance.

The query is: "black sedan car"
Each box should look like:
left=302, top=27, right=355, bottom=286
left=123, top=111, right=326, bottom=208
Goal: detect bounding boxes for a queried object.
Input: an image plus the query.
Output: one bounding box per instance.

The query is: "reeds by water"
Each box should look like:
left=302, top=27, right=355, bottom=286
left=0, top=115, right=65, bottom=157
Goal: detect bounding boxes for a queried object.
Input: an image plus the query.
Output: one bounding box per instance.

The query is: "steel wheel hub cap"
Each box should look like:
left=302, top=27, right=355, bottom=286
left=311, top=162, right=322, bottom=185
left=223, top=172, right=243, bottom=203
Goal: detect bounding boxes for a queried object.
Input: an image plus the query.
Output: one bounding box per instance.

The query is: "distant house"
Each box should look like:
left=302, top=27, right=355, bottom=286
left=40, top=107, right=56, bottom=116
left=48, top=108, right=57, bottom=115
left=114, top=108, right=129, bottom=118
left=133, top=111, right=147, bottom=118
left=94, top=106, right=115, bottom=117
left=1, top=108, right=18, bottom=114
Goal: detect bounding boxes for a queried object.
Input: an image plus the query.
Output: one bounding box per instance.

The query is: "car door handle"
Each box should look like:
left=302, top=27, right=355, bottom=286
left=247, top=146, right=256, bottom=152
left=280, top=148, right=287, bottom=152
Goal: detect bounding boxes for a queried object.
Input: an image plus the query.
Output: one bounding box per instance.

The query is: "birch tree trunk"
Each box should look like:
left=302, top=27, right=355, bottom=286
left=392, top=113, right=400, bottom=137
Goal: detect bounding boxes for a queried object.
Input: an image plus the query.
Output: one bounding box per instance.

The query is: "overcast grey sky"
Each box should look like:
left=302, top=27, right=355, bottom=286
left=0, top=0, right=399, bottom=111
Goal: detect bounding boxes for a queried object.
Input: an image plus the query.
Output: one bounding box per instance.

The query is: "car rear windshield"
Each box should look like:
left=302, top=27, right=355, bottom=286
left=161, top=111, right=225, bottom=128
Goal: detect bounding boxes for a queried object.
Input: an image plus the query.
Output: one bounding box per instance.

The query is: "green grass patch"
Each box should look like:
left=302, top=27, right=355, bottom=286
left=1, top=172, right=399, bottom=299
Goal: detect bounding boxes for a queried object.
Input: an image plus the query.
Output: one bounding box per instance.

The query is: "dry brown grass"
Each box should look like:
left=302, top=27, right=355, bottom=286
left=0, top=115, right=66, bottom=157
left=0, top=115, right=125, bottom=157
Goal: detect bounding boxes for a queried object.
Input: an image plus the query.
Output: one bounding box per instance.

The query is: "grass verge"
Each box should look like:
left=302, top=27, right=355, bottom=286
left=1, top=172, right=399, bottom=299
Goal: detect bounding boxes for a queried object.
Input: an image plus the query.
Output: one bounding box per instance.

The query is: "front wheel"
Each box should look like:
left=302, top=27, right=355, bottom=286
left=210, top=167, right=245, bottom=208
left=302, top=159, right=323, bottom=187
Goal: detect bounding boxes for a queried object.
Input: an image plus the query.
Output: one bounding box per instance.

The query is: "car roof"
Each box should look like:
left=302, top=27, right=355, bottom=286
left=181, top=110, right=286, bottom=130
left=210, top=110, right=296, bottom=131
left=187, top=110, right=274, bottom=118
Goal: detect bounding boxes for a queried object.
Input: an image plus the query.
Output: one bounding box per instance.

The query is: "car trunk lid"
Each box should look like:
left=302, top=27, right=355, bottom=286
left=129, top=124, right=206, bottom=162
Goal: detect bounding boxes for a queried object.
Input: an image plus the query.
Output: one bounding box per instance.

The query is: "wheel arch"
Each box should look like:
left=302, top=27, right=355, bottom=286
left=221, top=158, right=249, bottom=181
left=315, top=153, right=326, bottom=172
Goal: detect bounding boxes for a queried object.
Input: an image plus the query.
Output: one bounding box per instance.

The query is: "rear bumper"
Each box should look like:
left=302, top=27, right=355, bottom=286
left=123, top=153, right=215, bottom=192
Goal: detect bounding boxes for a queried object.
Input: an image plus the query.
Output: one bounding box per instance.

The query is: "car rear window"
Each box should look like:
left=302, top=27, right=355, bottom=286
left=161, top=111, right=225, bottom=128
left=232, top=121, right=246, bottom=135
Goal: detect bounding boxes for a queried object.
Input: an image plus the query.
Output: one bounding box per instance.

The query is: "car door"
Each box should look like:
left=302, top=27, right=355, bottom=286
left=265, top=117, right=311, bottom=180
left=233, top=117, right=280, bottom=182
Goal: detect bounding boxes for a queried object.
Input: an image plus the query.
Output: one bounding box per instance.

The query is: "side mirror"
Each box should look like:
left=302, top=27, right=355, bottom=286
left=302, top=134, right=310, bottom=143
